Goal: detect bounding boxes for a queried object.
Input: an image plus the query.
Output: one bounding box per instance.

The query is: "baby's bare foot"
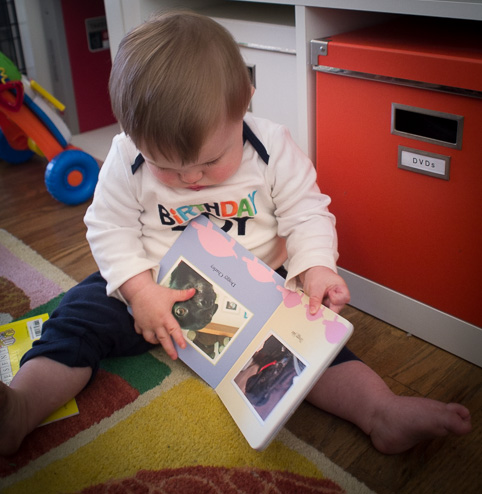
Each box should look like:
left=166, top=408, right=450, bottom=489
left=0, top=381, right=28, bottom=456
left=369, top=395, right=472, bottom=454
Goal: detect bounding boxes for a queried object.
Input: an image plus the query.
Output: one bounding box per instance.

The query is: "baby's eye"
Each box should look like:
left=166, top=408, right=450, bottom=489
left=204, top=158, right=219, bottom=166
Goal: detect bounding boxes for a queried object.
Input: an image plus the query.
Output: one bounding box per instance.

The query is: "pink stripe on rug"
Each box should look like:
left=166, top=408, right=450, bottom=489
left=0, top=244, right=65, bottom=307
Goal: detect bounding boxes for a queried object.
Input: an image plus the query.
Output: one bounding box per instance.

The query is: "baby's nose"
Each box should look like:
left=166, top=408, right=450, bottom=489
left=180, top=170, right=203, bottom=184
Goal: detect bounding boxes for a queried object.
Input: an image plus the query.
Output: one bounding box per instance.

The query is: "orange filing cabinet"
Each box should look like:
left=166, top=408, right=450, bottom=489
left=312, top=17, right=482, bottom=329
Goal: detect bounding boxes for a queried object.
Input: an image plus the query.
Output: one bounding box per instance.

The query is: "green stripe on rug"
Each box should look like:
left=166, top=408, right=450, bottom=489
left=100, top=353, right=171, bottom=394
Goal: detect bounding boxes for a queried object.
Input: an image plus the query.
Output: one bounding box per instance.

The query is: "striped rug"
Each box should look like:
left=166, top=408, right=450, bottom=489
left=0, top=229, right=373, bottom=494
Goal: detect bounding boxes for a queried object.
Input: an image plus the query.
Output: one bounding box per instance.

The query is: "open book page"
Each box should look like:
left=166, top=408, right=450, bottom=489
left=216, top=290, right=352, bottom=450
left=158, top=216, right=286, bottom=388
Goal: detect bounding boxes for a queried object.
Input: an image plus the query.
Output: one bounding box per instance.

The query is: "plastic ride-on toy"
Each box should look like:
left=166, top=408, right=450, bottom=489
left=0, top=52, right=99, bottom=205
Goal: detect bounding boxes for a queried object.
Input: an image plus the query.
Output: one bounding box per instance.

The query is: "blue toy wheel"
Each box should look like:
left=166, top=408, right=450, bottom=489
left=45, top=149, right=99, bottom=205
left=0, top=129, right=34, bottom=164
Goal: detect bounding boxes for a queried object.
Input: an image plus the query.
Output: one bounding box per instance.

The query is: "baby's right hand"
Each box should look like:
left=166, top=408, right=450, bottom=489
left=119, top=271, right=195, bottom=359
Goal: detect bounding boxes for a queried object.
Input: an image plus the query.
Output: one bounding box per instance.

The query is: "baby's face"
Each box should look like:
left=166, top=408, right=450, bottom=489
left=139, top=118, right=244, bottom=191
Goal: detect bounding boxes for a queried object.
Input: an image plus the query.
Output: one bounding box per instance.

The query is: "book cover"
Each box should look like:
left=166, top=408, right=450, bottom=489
left=0, top=314, right=79, bottom=425
left=157, top=215, right=353, bottom=450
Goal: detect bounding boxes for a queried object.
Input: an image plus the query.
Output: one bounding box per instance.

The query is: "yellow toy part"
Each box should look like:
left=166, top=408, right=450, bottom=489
left=30, top=80, right=66, bottom=113
left=27, top=137, right=45, bottom=157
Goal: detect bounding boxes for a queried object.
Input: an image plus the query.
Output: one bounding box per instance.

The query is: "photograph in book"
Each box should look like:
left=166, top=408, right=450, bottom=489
left=157, top=215, right=353, bottom=450
left=234, top=332, right=307, bottom=422
left=160, top=257, right=253, bottom=364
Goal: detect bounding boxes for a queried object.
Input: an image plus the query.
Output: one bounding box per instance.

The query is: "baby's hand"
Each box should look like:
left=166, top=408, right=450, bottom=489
left=299, top=266, right=350, bottom=315
left=120, top=271, right=195, bottom=359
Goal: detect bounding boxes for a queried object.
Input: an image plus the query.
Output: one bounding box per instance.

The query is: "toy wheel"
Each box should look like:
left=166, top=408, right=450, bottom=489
left=45, top=149, right=99, bottom=205
left=0, top=129, right=34, bottom=164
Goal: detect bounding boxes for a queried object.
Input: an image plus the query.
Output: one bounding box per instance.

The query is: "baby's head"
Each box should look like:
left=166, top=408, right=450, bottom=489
left=109, top=10, right=252, bottom=164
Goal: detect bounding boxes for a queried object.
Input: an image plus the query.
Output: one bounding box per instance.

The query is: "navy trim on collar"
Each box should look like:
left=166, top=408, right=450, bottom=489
left=131, top=120, right=269, bottom=174
left=131, top=153, right=145, bottom=174
left=242, top=121, right=269, bottom=165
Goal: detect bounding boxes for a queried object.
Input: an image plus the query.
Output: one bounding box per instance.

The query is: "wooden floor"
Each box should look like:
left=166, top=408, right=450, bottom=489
left=1, top=156, right=481, bottom=494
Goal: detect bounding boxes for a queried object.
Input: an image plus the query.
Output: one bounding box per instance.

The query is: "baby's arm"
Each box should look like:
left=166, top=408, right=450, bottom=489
left=299, top=266, right=350, bottom=315
left=119, top=271, right=195, bottom=360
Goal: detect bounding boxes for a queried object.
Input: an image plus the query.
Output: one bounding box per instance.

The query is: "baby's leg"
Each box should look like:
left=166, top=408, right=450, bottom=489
left=0, top=357, right=91, bottom=456
left=307, top=360, right=472, bottom=454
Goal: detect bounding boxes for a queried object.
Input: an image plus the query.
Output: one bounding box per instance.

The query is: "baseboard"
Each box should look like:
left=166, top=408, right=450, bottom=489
left=338, top=268, right=482, bottom=368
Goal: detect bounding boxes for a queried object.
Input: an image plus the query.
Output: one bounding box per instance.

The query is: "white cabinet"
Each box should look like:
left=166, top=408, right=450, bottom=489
left=199, top=4, right=298, bottom=144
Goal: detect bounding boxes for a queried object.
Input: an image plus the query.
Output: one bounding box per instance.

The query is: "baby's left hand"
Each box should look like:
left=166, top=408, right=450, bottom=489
left=299, top=266, right=350, bottom=315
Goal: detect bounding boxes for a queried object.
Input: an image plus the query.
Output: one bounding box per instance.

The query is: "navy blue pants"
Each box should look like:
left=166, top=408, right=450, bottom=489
left=21, top=271, right=359, bottom=385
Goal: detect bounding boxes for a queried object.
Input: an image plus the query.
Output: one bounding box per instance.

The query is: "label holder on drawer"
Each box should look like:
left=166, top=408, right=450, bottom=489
left=398, top=146, right=451, bottom=180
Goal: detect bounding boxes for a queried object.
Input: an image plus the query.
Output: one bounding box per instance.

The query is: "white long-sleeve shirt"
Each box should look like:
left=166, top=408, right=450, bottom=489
left=84, top=114, right=339, bottom=301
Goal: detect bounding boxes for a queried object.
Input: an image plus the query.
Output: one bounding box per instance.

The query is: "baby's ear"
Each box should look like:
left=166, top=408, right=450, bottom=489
left=246, top=85, right=255, bottom=110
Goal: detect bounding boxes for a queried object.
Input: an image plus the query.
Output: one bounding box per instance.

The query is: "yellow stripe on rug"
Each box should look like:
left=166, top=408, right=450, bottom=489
left=4, top=378, right=325, bottom=494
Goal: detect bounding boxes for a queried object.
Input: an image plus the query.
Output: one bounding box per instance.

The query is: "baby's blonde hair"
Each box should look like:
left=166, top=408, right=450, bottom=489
left=109, top=10, right=252, bottom=163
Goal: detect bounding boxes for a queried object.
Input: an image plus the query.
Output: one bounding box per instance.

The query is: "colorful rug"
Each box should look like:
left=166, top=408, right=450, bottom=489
left=0, top=230, right=373, bottom=494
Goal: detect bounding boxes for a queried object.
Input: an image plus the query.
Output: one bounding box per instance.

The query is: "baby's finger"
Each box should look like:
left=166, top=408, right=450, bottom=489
left=165, top=319, right=187, bottom=351
left=156, top=317, right=186, bottom=359
left=143, top=330, right=159, bottom=345
left=156, top=329, right=179, bottom=360
left=326, top=286, right=350, bottom=313
left=308, top=294, right=323, bottom=315
left=173, top=287, right=196, bottom=303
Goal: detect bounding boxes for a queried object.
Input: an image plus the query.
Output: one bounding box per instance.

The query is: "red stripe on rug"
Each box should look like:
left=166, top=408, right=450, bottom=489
left=0, top=369, right=138, bottom=476
left=79, top=466, right=345, bottom=494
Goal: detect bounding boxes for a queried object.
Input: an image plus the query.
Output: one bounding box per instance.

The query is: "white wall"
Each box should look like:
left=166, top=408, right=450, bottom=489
left=14, top=0, right=52, bottom=90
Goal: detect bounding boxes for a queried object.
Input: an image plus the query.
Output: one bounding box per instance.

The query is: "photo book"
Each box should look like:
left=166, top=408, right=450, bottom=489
left=0, top=314, right=79, bottom=425
left=157, top=215, right=354, bottom=450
